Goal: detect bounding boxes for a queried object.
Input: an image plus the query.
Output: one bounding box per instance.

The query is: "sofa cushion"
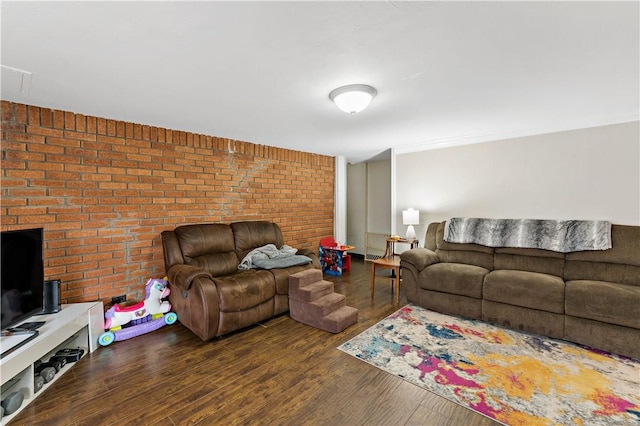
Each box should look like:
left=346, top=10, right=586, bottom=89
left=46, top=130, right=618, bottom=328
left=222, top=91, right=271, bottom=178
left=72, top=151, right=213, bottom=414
left=213, top=270, right=276, bottom=312
left=174, top=224, right=238, bottom=276
left=484, top=270, right=565, bottom=314
left=494, top=247, right=564, bottom=277
left=564, top=261, right=640, bottom=286
left=231, top=221, right=285, bottom=262
left=565, top=280, right=640, bottom=329
left=422, top=263, right=488, bottom=298
left=435, top=249, right=494, bottom=270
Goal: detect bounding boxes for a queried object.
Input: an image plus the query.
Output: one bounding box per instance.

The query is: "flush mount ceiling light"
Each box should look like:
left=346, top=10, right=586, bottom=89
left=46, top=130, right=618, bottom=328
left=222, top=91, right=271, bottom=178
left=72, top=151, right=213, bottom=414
left=329, top=84, right=377, bottom=114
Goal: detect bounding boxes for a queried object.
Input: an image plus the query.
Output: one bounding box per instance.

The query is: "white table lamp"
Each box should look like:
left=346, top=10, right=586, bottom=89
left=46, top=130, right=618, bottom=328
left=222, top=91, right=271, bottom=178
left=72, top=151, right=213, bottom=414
left=402, top=208, right=419, bottom=240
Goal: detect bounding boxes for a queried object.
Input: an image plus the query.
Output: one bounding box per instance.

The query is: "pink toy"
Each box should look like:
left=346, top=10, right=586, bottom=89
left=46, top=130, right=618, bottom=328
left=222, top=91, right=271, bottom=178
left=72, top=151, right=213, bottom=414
left=99, top=278, right=176, bottom=346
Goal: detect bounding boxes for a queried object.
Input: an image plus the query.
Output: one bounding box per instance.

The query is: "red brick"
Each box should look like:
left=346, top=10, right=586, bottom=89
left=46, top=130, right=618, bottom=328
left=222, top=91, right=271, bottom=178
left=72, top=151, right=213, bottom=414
left=19, top=214, right=56, bottom=224
left=134, top=124, right=142, bottom=139
left=76, top=114, right=86, bottom=132
left=6, top=188, right=46, bottom=197
left=1, top=159, right=25, bottom=169
left=2, top=198, right=27, bottom=207
left=97, top=117, right=107, bottom=134
left=1, top=101, right=14, bottom=122
left=1, top=123, right=26, bottom=133
left=65, top=111, right=76, bottom=130
left=86, top=116, right=97, bottom=133
left=5, top=169, right=45, bottom=179
left=27, top=105, right=40, bottom=126
left=29, top=142, right=65, bottom=155
left=53, top=109, right=65, bottom=129
left=125, top=122, right=134, bottom=138
left=116, top=121, right=125, bottom=137
left=26, top=126, right=64, bottom=138
left=13, top=104, right=27, bottom=124
left=6, top=132, right=45, bottom=143
left=63, top=130, right=97, bottom=141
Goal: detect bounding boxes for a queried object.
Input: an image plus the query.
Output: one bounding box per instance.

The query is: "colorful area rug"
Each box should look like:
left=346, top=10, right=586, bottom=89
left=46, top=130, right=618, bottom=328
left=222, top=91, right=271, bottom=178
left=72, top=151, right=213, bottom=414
left=338, top=305, right=640, bottom=425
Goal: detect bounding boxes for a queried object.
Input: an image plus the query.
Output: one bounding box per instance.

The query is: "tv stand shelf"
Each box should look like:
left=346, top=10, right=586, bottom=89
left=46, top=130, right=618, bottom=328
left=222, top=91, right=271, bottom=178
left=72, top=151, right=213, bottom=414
left=0, top=302, right=103, bottom=424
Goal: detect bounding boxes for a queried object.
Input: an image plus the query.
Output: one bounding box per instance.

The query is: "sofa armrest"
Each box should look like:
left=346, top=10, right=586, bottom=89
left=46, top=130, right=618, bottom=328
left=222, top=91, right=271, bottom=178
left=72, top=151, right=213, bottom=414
left=400, top=248, right=440, bottom=272
left=167, top=264, right=213, bottom=292
left=297, top=248, right=321, bottom=268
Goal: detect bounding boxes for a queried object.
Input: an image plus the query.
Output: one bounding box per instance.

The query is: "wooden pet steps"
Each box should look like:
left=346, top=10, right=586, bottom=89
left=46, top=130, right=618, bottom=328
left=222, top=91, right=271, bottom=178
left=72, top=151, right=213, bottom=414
left=289, top=269, right=358, bottom=333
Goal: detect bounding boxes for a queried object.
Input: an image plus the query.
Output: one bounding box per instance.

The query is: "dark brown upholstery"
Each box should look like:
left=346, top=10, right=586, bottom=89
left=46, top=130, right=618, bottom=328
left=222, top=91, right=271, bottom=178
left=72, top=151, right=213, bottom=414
left=231, top=221, right=285, bottom=262
left=484, top=270, right=565, bottom=314
left=422, top=263, right=487, bottom=299
left=565, top=280, right=640, bottom=329
left=401, top=221, right=640, bottom=359
left=161, top=221, right=320, bottom=340
left=494, top=247, right=565, bottom=277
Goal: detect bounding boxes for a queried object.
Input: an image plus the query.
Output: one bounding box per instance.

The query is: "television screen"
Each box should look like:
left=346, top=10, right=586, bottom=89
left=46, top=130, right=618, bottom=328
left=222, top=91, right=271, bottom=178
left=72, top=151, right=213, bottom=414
left=1, top=228, right=44, bottom=330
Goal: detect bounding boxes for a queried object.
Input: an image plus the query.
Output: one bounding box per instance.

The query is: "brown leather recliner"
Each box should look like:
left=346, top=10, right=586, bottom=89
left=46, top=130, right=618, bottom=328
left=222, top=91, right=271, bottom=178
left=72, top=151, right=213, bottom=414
left=161, top=221, right=320, bottom=340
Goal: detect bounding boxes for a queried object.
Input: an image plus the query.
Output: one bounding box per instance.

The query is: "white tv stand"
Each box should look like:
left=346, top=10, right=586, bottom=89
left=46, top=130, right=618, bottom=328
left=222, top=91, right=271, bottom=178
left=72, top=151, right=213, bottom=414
left=0, top=302, right=104, bottom=424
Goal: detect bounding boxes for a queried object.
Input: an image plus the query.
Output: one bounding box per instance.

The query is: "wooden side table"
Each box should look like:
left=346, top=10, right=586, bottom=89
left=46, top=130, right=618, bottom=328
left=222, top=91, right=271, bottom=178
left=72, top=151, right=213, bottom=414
left=383, top=238, right=419, bottom=258
left=370, top=255, right=401, bottom=304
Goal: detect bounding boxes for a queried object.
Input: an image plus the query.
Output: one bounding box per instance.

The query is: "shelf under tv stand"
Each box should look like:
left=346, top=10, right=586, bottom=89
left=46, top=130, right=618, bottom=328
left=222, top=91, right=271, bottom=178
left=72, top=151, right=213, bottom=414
left=0, top=302, right=104, bottom=424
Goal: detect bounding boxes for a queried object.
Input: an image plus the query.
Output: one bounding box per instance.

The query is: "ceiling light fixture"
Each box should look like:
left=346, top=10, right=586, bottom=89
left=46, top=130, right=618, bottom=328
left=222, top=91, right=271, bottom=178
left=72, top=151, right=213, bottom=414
left=329, top=84, right=377, bottom=115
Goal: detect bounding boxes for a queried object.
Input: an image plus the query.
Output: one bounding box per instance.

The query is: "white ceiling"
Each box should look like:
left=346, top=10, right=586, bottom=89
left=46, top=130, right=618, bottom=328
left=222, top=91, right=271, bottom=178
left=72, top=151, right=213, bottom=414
left=2, top=1, right=638, bottom=163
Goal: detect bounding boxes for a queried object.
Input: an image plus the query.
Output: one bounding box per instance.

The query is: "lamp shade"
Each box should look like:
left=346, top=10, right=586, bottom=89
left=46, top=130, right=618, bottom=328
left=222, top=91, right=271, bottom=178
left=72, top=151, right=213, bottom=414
left=402, top=208, right=419, bottom=240
left=329, top=84, right=377, bottom=114
left=402, top=208, right=420, bottom=225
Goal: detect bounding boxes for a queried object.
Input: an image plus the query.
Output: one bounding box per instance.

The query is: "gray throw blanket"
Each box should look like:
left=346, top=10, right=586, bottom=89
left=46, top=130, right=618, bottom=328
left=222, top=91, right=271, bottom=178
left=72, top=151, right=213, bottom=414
left=238, top=244, right=311, bottom=270
left=444, top=218, right=612, bottom=253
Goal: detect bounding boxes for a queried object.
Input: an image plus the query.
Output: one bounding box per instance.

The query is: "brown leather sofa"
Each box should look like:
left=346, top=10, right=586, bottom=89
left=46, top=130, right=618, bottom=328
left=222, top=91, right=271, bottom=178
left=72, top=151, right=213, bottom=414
left=161, top=221, right=320, bottom=340
left=400, top=221, right=640, bottom=359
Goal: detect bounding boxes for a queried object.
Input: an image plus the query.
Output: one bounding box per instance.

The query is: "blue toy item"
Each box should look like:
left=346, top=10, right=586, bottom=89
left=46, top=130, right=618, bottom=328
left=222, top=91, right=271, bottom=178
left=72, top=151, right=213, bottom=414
left=99, top=277, right=177, bottom=346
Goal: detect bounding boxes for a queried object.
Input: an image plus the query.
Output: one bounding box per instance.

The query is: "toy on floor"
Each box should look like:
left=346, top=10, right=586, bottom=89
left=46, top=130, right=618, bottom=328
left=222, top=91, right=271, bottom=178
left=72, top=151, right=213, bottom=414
left=98, top=277, right=177, bottom=346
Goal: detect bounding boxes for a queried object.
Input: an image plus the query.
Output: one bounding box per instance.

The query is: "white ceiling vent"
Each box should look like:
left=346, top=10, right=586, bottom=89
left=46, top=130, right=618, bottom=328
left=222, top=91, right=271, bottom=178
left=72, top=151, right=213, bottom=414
left=1, top=65, right=32, bottom=98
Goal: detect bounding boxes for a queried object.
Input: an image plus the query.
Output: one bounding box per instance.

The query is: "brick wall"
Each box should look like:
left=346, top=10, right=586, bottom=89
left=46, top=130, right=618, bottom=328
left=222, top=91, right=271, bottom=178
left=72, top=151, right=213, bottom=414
left=1, top=101, right=334, bottom=304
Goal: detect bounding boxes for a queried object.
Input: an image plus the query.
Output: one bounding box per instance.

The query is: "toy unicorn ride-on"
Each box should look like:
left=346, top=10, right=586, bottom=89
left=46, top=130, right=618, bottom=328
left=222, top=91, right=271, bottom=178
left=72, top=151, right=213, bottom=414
left=99, top=277, right=177, bottom=346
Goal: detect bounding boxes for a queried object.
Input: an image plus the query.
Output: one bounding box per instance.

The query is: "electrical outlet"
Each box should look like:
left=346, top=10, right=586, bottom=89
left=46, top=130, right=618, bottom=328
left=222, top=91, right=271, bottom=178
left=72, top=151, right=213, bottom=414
left=111, top=295, right=126, bottom=304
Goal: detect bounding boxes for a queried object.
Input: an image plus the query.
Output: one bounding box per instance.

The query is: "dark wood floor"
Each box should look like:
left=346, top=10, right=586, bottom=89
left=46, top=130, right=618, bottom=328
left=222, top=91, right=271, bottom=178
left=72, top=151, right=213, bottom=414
left=12, top=258, right=498, bottom=426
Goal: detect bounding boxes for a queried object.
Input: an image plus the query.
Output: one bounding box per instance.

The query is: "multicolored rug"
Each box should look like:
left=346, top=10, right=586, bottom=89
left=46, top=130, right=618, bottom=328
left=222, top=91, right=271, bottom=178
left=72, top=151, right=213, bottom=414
left=338, top=305, right=640, bottom=426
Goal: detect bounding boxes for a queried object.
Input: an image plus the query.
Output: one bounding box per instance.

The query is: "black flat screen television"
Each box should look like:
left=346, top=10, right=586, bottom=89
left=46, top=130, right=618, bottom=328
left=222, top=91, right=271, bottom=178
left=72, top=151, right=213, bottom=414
left=1, top=227, right=45, bottom=330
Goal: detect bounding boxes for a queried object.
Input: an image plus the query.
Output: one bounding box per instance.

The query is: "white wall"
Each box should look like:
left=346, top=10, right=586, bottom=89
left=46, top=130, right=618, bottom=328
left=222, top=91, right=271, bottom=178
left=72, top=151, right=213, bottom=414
left=334, top=156, right=348, bottom=244
left=395, top=121, right=640, bottom=240
left=347, top=163, right=367, bottom=254
left=367, top=160, right=392, bottom=234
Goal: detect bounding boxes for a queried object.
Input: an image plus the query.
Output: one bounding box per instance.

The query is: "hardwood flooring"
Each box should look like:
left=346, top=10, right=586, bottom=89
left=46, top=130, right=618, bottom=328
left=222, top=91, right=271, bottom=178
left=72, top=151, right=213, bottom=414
left=11, top=258, right=499, bottom=426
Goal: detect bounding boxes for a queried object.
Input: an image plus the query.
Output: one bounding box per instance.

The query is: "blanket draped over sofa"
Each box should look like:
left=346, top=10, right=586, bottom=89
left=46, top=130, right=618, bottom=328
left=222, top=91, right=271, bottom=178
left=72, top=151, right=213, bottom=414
left=444, top=217, right=612, bottom=253
left=238, top=244, right=312, bottom=270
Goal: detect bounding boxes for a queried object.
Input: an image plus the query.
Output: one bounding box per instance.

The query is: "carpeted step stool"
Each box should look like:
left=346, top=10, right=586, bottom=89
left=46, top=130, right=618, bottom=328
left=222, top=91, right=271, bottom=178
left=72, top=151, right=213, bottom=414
left=289, top=269, right=358, bottom=333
